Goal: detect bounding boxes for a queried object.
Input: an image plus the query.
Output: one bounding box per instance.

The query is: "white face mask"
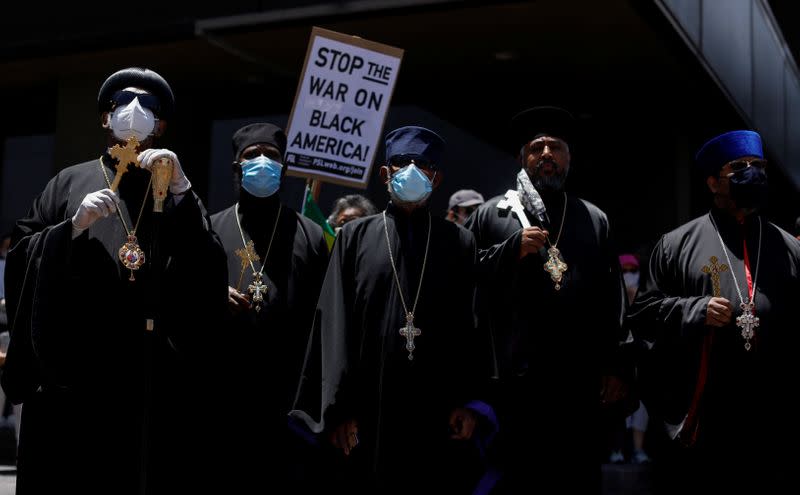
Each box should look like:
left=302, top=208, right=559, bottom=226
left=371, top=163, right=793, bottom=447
left=108, top=97, right=156, bottom=142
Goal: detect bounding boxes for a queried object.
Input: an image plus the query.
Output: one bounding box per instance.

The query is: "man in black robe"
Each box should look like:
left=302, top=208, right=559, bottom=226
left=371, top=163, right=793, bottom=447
left=1, top=67, right=228, bottom=494
left=209, top=122, right=327, bottom=488
left=465, top=107, right=629, bottom=493
left=291, top=126, right=496, bottom=494
left=628, top=130, right=800, bottom=493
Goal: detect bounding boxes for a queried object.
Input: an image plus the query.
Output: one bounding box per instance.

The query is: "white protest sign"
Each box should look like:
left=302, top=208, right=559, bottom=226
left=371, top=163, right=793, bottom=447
left=285, top=27, right=403, bottom=188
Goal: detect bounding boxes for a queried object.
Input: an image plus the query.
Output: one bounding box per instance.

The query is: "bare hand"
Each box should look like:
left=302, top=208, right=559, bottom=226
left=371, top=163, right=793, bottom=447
left=600, top=375, right=628, bottom=405
left=519, top=227, right=549, bottom=259
left=706, top=297, right=733, bottom=327
left=227, top=286, right=251, bottom=314
left=329, top=419, right=359, bottom=456
left=449, top=407, right=477, bottom=440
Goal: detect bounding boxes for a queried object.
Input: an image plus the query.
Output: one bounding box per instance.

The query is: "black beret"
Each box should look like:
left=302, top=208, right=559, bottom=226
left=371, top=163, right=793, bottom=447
left=510, top=106, right=575, bottom=148
left=232, top=123, right=287, bottom=160
left=97, top=67, right=175, bottom=119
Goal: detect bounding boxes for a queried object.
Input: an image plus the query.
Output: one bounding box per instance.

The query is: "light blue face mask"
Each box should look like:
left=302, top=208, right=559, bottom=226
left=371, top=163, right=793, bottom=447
left=389, top=164, right=433, bottom=204
left=240, top=155, right=282, bottom=198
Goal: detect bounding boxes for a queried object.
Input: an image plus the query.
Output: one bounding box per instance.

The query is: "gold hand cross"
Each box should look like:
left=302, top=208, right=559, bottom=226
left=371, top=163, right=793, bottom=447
left=108, top=136, right=141, bottom=191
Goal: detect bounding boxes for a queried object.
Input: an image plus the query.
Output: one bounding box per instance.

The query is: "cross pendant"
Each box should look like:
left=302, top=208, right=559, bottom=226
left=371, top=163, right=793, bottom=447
left=544, top=246, right=568, bottom=290
left=736, top=301, right=760, bottom=351
left=399, top=312, right=421, bottom=361
left=248, top=273, right=268, bottom=312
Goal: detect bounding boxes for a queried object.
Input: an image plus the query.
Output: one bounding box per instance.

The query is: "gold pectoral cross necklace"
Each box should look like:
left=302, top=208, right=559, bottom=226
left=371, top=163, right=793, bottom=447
left=234, top=203, right=281, bottom=312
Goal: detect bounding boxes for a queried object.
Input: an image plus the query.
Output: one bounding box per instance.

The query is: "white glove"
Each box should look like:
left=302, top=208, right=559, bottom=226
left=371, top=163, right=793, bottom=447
left=71, top=189, right=119, bottom=234
left=137, top=148, right=192, bottom=194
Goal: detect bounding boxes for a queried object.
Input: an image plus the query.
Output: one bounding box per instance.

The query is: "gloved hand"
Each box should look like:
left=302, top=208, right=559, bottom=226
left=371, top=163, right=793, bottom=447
left=137, top=148, right=192, bottom=194
left=71, top=188, right=119, bottom=233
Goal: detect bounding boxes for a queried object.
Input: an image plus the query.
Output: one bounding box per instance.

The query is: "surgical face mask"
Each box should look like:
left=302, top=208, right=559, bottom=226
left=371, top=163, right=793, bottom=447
left=623, top=271, right=640, bottom=290
left=108, top=97, right=157, bottom=142
left=728, top=166, right=768, bottom=210
left=389, top=164, right=433, bottom=204
left=241, top=155, right=282, bottom=198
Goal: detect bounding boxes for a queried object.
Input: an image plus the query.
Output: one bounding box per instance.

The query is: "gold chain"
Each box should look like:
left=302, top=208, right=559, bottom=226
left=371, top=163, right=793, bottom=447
left=234, top=202, right=282, bottom=278
left=99, top=156, right=152, bottom=236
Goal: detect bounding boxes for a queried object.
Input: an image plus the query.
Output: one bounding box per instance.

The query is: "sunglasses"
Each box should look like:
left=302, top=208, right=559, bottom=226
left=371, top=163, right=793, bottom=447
left=389, top=155, right=436, bottom=170
left=110, top=90, right=161, bottom=114
left=727, top=158, right=767, bottom=172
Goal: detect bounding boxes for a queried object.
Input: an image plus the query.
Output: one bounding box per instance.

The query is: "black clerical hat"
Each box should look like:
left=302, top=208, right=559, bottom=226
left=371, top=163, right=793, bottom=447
left=97, top=67, right=175, bottom=119
left=232, top=123, right=287, bottom=160
left=510, top=106, right=575, bottom=148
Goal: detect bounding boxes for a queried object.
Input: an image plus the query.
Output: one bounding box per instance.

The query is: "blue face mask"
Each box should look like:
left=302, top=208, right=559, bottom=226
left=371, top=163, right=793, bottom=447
left=389, top=164, right=433, bottom=204
left=241, top=155, right=282, bottom=198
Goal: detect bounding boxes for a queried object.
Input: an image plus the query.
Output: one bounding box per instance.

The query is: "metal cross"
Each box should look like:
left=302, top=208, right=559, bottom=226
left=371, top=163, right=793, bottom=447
left=248, top=273, right=268, bottom=312
left=701, top=256, right=729, bottom=297
left=234, top=240, right=259, bottom=291
left=108, top=136, right=141, bottom=192
left=544, top=246, right=568, bottom=290
left=736, top=301, right=760, bottom=351
left=399, top=312, right=421, bottom=361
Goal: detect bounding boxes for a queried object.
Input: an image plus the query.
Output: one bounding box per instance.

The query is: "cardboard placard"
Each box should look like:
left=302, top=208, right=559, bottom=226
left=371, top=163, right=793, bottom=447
left=285, top=27, right=403, bottom=188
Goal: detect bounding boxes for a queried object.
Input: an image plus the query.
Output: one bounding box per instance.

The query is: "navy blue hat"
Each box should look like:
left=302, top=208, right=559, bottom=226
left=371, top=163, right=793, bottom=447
left=385, top=126, right=445, bottom=166
left=98, top=67, right=175, bottom=119
left=695, top=130, right=763, bottom=178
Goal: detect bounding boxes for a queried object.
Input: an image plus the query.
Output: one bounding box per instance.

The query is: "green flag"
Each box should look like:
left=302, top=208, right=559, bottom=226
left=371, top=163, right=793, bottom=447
left=302, top=185, right=336, bottom=250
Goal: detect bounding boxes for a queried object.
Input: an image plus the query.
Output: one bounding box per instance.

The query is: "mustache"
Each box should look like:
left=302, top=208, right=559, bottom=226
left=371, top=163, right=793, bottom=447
left=535, top=158, right=560, bottom=172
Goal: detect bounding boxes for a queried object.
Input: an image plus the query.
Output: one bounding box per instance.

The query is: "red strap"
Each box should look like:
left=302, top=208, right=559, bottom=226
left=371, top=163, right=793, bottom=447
left=742, top=232, right=754, bottom=301
left=682, top=331, right=713, bottom=446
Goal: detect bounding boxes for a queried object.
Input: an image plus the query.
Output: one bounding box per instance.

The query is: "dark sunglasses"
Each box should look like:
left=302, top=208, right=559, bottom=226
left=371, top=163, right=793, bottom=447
left=389, top=155, right=436, bottom=170
left=727, top=158, right=767, bottom=172
left=110, top=90, right=161, bottom=114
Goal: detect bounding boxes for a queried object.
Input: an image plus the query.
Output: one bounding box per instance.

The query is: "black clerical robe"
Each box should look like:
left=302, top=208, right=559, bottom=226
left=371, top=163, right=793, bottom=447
left=466, top=192, right=626, bottom=492
left=628, top=209, right=800, bottom=492
left=291, top=205, right=492, bottom=494
left=1, top=158, right=228, bottom=495
left=210, top=197, right=327, bottom=486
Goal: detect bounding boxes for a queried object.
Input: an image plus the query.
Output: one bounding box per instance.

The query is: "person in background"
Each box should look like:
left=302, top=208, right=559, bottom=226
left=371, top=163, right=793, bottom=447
left=327, top=194, right=378, bottom=232
left=446, top=189, right=484, bottom=225
left=611, top=253, right=652, bottom=465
